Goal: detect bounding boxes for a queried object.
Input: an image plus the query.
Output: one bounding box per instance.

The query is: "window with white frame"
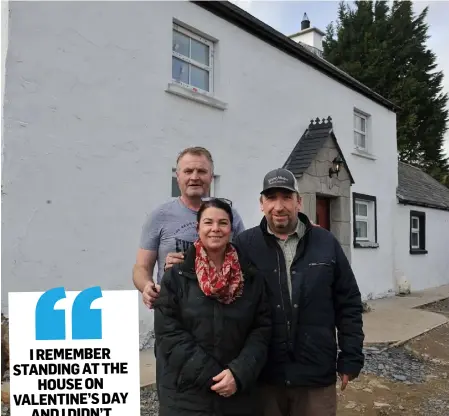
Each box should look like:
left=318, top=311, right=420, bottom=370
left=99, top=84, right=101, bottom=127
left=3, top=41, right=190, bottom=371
left=354, top=111, right=368, bottom=150
left=410, top=216, right=420, bottom=249
left=409, top=210, right=426, bottom=254
left=172, top=24, right=214, bottom=94
left=353, top=193, right=378, bottom=247
left=171, top=168, right=216, bottom=198
left=355, top=200, right=369, bottom=240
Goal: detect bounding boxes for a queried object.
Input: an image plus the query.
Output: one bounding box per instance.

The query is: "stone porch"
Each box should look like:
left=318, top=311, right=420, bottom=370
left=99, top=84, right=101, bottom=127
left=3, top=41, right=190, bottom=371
left=283, top=117, right=354, bottom=260
left=298, top=136, right=352, bottom=259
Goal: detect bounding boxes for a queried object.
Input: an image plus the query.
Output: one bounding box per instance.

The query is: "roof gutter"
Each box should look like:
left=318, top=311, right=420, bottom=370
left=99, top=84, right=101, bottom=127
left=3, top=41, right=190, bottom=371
left=192, top=1, right=400, bottom=112
left=397, top=197, right=449, bottom=212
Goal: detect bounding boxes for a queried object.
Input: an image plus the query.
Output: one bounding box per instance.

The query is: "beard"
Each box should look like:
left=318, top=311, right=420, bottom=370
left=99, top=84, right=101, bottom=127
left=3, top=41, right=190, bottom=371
left=269, top=216, right=296, bottom=234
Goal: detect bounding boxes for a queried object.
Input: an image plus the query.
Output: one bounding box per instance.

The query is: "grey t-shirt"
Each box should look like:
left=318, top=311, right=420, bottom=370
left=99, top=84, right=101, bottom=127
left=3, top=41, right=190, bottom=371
left=139, top=198, right=245, bottom=284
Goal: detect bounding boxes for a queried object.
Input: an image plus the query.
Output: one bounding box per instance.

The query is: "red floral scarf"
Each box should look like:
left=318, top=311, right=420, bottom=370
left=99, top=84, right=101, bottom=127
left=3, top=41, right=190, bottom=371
left=194, top=239, right=244, bottom=304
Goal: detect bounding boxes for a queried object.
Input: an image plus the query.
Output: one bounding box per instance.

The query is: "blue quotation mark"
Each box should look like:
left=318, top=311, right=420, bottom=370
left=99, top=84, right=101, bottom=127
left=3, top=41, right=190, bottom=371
left=35, top=286, right=103, bottom=341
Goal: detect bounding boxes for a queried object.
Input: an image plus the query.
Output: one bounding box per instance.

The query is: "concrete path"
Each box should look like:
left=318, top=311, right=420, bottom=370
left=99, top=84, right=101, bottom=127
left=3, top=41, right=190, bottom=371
left=140, top=348, right=156, bottom=387
left=138, top=284, right=449, bottom=387
left=363, top=284, right=449, bottom=345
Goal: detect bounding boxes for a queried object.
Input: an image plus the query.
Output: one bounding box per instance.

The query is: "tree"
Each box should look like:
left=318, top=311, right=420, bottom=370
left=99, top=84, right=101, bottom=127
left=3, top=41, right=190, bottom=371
left=323, top=0, right=449, bottom=187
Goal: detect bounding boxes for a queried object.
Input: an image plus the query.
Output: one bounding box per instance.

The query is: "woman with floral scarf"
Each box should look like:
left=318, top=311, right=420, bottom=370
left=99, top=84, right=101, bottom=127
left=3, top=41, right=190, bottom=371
left=154, top=198, right=271, bottom=416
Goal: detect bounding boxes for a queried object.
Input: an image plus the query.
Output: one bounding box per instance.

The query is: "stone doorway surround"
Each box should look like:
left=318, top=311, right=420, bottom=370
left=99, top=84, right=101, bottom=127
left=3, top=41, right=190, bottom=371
left=283, top=117, right=355, bottom=261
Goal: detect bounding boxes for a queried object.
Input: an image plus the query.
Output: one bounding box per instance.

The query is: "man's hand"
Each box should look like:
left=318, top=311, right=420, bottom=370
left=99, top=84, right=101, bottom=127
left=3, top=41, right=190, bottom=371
left=142, top=281, right=161, bottom=309
left=164, top=252, right=185, bottom=270
left=338, top=373, right=355, bottom=391
left=210, top=369, right=237, bottom=397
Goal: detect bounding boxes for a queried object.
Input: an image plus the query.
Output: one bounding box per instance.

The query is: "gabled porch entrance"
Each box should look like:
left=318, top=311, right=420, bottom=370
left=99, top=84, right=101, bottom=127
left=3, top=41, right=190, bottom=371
left=283, top=117, right=355, bottom=261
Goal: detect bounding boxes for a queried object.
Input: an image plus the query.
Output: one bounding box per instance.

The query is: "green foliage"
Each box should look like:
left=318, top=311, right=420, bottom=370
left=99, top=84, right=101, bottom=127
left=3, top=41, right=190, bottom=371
left=323, top=0, right=449, bottom=187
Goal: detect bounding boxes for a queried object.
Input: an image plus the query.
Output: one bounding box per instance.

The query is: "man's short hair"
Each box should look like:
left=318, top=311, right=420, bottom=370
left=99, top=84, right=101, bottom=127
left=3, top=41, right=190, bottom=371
left=176, top=147, right=214, bottom=173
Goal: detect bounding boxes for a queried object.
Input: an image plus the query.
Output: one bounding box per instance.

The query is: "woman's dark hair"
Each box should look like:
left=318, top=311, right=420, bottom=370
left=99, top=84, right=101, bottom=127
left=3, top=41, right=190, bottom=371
left=197, top=198, right=234, bottom=225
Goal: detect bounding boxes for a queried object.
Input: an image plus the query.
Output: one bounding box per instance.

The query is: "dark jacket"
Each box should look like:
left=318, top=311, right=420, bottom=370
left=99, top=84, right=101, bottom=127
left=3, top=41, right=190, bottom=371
left=234, top=212, right=364, bottom=388
left=153, top=244, right=272, bottom=416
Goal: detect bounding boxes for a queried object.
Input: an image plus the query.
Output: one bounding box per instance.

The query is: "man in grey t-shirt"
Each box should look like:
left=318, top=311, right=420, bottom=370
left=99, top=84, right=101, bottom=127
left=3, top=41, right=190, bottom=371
left=132, top=146, right=245, bottom=309
left=140, top=197, right=244, bottom=285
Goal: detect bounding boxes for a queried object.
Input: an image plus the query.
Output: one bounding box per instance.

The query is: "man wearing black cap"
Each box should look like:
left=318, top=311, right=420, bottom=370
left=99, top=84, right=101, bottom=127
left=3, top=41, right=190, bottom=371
left=234, top=168, right=364, bottom=416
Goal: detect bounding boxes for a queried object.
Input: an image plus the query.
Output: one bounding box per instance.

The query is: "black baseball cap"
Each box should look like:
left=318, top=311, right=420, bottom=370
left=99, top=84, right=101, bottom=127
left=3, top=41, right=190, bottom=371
left=261, top=168, right=299, bottom=194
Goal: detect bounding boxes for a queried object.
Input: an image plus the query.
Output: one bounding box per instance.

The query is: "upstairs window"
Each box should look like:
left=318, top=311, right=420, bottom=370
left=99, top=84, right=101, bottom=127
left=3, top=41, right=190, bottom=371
left=354, top=111, right=367, bottom=151
left=172, top=24, right=214, bottom=94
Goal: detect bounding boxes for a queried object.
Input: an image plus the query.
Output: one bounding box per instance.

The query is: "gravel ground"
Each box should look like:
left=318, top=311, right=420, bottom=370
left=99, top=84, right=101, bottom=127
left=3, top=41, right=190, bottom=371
left=0, top=347, right=445, bottom=416
left=1, top=404, right=9, bottom=416
left=140, top=387, right=159, bottom=416
left=361, top=344, right=436, bottom=384
left=418, top=396, right=449, bottom=416
left=137, top=341, right=449, bottom=416
left=359, top=344, right=449, bottom=416
left=416, top=385, right=449, bottom=413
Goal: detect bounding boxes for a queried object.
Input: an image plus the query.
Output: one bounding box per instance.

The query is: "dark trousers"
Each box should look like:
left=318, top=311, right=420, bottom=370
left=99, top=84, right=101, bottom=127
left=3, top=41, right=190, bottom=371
left=258, top=383, right=337, bottom=416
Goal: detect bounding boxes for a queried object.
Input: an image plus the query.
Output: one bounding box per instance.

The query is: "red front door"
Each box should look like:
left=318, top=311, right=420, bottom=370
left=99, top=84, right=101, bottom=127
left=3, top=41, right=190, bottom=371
left=316, top=197, right=330, bottom=230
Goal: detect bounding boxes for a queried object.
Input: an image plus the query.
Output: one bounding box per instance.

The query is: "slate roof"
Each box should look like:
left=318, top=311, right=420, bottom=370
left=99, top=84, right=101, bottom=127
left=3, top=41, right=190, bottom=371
left=397, top=162, right=449, bottom=211
left=283, top=116, right=355, bottom=184
left=193, top=1, right=399, bottom=112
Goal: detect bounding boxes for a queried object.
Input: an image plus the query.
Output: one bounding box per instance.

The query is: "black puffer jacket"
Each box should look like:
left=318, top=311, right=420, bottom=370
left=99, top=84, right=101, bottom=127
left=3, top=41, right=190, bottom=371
left=153, top=244, right=272, bottom=416
left=234, top=213, right=364, bottom=388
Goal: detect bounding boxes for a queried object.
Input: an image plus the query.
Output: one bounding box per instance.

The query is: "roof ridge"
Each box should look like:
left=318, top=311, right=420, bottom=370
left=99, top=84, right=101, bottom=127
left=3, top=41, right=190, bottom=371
left=193, top=1, right=399, bottom=112
left=399, top=161, right=422, bottom=171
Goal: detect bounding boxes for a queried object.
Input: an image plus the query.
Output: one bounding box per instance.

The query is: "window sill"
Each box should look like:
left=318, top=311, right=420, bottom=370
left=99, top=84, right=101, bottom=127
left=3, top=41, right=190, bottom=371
left=410, top=249, right=428, bottom=255
left=354, top=241, right=379, bottom=249
left=165, top=82, right=228, bottom=111
left=351, top=149, right=376, bottom=161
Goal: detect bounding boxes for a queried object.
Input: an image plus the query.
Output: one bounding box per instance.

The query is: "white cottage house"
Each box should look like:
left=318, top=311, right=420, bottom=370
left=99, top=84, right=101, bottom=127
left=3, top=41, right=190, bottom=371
left=1, top=1, right=447, bottom=346
left=394, top=162, right=449, bottom=293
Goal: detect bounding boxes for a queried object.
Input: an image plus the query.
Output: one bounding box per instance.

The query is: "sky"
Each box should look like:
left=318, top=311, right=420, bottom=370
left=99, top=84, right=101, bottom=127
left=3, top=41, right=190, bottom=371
left=230, top=0, right=449, bottom=157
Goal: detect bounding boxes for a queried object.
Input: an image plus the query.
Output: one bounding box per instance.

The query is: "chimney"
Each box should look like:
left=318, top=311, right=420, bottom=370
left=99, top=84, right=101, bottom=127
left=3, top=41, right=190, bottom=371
left=289, top=13, right=325, bottom=55
left=301, top=13, right=310, bottom=31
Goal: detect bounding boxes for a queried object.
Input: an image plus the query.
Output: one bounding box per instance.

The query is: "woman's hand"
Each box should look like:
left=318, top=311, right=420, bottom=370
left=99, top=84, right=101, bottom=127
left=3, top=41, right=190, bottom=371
left=210, top=369, right=237, bottom=397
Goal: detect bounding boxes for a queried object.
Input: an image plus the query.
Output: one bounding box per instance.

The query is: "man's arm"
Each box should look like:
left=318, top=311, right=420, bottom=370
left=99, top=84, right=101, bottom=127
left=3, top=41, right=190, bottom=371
left=333, top=237, right=365, bottom=378
left=133, top=249, right=160, bottom=308
left=133, top=208, right=163, bottom=307
left=132, top=249, right=157, bottom=291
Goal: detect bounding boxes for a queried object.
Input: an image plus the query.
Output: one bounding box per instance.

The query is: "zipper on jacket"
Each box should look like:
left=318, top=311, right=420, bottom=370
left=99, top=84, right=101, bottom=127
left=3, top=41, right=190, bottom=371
left=276, top=249, right=290, bottom=339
